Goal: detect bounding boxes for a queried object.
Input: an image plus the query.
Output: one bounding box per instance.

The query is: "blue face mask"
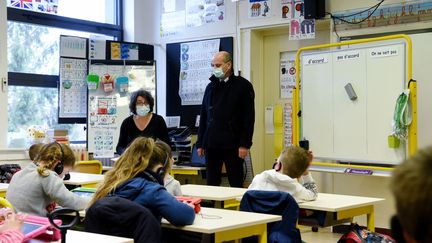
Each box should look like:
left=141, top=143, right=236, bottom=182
left=136, top=105, right=150, bottom=116
left=213, top=67, right=224, bottom=79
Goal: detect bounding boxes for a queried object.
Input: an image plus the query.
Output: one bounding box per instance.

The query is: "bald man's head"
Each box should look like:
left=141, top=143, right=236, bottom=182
left=211, top=51, right=233, bottom=79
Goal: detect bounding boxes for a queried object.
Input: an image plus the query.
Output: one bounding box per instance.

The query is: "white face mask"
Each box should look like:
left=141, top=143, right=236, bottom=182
left=213, top=67, right=224, bottom=78
left=136, top=105, right=150, bottom=116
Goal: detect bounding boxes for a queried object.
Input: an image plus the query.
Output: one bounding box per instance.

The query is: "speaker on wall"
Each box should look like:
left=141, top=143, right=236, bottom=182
left=304, top=0, right=326, bottom=19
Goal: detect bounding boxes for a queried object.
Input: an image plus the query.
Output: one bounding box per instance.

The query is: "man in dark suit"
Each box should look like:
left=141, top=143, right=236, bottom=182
left=196, top=51, right=255, bottom=188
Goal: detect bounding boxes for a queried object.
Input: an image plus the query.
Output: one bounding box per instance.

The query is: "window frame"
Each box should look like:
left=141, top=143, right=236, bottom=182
left=6, top=1, right=123, bottom=142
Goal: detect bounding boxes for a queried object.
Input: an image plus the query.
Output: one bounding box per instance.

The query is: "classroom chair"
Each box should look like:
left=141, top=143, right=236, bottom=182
left=73, top=160, right=102, bottom=174
left=240, top=190, right=301, bottom=243
left=85, top=196, right=161, bottom=243
left=0, top=198, right=13, bottom=209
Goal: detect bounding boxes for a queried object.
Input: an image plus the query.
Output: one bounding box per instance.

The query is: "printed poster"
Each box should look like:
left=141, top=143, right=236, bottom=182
left=89, top=36, right=106, bottom=60
left=161, top=11, right=185, bottom=37
left=60, top=36, right=87, bottom=59
left=9, top=0, right=58, bottom=14
left=186, top=0, right=226, bottom=27
left=186, top=0, right=205, bottom=27
left=249, top=0, right=271, bottom=18
left=203, top=0, right=226, bottom=24
left=284, top=103, right=293, bottom=147
left=280, top=51, right=296, bottom=99
left=179, top=39, right=220, bottom=105
left=111, top=42, right=139, bottom=60
left=59, top=58, right=88, bottom=118
left=281, top=0, right=293, bottom=19
left=289, top=0, right=315, bottom=40
left=88, top=96, right=117, bottom=158
left=92, top=128, right=115, bottom=158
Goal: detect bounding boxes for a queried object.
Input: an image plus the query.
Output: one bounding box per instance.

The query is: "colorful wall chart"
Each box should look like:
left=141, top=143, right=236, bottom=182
left=280, top=51, right=296, bottom=99
left=59, top=58, right=88, bottom=118
left=249, top=0, right=272, bottom=18
left=111, top=42, right=139, bottom=60
left=179, top=39, right=220, bottom=105
left=289, top=0, right=315, bottom=40
left=9, top=0, right=58, bottom=14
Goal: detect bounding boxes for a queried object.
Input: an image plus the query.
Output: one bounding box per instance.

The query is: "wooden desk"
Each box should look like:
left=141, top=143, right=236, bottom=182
left=162, top=207, right=281, bottom=243
left=0, top=183, right=9, bottom=198
left=30, top=230, right=133, bottom=243
left=298, top=193, right=384, bottom=232
left=181, top=184, right=247, bottom=208
left=171, top=166, right=206, bottom=184
left=63, top=172, right=104, bottom=188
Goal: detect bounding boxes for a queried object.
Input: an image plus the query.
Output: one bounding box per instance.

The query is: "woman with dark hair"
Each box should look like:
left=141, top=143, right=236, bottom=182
left=116, top=89, right=170, bottom=154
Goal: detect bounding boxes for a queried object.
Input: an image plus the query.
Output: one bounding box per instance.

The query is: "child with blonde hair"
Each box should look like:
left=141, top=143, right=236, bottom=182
left=7, top=142, right=89, bottom=216
left=248, top=146, right=318, bottom=202
left=89, top=137, right=194, bottom=226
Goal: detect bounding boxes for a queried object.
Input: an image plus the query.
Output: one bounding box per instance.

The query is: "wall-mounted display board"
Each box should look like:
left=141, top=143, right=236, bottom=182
left=166, top=37, right=233, bottom=131
left=298, top=36, right=415, bottom=165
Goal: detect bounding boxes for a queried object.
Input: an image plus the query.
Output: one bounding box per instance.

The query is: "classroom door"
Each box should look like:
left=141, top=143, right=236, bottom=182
left=256, top=27, right=330, bottom=170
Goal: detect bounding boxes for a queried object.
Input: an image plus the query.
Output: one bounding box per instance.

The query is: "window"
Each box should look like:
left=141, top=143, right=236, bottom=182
left=8, top=21, right=114, bottom=75
left=7, top=0, right=118, bottom=24
left=6, top=1, right=123, bottom=148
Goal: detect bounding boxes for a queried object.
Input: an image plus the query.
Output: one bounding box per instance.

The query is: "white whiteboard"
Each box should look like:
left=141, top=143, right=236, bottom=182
left=301, top=43, right=407, bottom=164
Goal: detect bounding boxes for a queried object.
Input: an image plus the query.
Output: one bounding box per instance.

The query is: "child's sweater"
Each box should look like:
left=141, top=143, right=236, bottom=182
left=164, top=175, right=182, bottom=196
left=248, top=169, right=318, bottom=203
left=6, top=163, right=89, bottom=216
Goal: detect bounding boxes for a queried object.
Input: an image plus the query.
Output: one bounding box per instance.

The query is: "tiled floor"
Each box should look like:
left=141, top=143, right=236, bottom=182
left=300, top=226, right=343, bottom=243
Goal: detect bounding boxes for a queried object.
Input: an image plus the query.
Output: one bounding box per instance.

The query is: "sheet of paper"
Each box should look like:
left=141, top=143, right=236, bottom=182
left=60, top=36, right=87, bottom=58
left=166, top=116, right=181, bottom=128
left=265, top=106, right=274, bottom=134
left=178, top=39, right=220, bottom=105
left=59, top=58, right=88, bottom=118
left=89, top=36, right=106, bottom=60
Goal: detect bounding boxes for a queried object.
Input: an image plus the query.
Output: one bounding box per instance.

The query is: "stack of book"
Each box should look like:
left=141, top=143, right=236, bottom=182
left=47, top=129, right=69, bottom=145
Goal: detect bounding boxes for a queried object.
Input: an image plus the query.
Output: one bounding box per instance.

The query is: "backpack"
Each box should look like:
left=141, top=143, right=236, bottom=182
left=0, top=164, right=21, bottom=183
left=338, top=223, right=396, bottom=243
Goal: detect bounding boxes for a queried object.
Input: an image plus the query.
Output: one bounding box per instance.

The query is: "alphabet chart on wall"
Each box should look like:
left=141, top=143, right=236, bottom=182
left=59, top=58, right=88, bottom=118
left=178, top=38, right=220, bottom=105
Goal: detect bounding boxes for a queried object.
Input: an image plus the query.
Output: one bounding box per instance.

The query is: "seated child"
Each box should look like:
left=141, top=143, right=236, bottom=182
left=29, top=143, right=44, bottom=161
left=154, top=140, right=182, bottom=196
left=0, top=208, right=24, bottom=243
left=6, top=142, right=89, bottom=217
left=89, top=137, right=195, bottom=226
left=248, top=146, right=318, bottom=203
left=390, top=145, right=432, bottom=243
left=165, top=174, right=182, bottom=196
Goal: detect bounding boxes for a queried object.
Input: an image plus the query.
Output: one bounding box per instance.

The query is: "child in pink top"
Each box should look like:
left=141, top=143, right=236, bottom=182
left=0, top=209, right=24, bottom=243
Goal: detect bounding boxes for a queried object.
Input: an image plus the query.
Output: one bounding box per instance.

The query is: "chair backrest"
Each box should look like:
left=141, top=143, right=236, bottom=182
left=0, top=198, right=13, bottom=210
left=73, top=160, right=102, bottom=174
left=240, top=190, right=301, bottom=243
left=85, top=196, right=161, bottom=243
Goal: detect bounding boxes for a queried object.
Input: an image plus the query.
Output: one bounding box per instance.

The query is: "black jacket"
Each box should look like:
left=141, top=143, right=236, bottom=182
left=197, top=74, right=255, bottom=149
left=85, top=196, right=162, bottom=243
